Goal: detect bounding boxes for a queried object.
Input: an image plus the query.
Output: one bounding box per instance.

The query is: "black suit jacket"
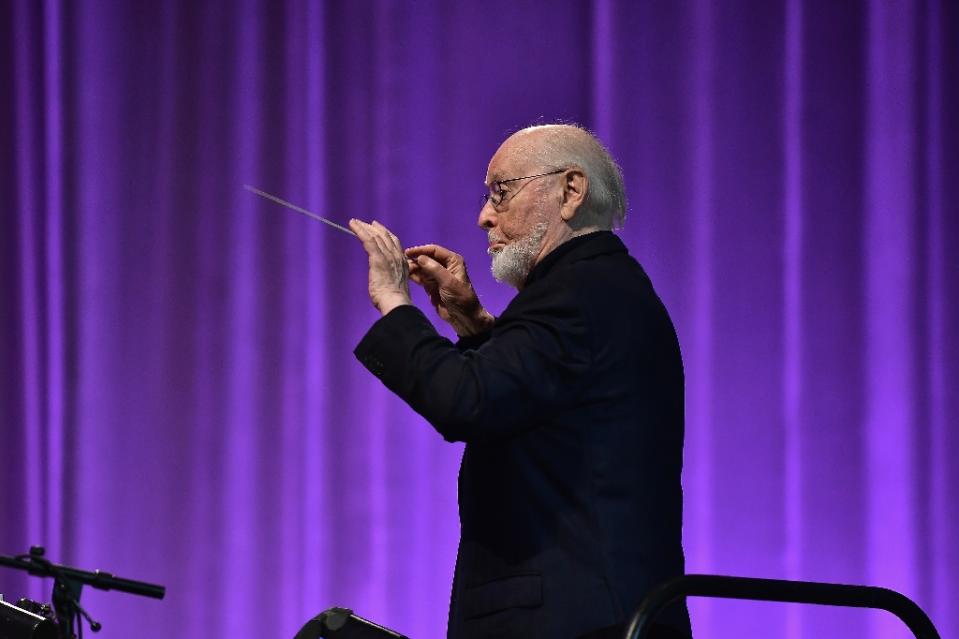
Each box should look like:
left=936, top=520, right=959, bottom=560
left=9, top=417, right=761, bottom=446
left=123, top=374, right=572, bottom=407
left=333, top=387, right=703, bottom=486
left=355, top=232, right=691, bottom=639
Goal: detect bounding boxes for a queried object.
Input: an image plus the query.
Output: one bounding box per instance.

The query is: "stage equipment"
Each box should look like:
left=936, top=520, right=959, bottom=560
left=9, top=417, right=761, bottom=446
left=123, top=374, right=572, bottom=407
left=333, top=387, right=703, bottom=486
left=293, top=607, right=407, bottom=639
left=0, top=597, right=57, bottom=639
left=626, top=573, right=941, bottom=639
left=0, top=546, right=165, bottom=639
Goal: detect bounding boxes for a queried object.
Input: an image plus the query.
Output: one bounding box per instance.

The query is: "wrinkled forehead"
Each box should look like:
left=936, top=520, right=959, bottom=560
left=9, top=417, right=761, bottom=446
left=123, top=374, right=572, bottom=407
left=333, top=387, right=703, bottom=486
left=485, top=134, right=540, bottom=185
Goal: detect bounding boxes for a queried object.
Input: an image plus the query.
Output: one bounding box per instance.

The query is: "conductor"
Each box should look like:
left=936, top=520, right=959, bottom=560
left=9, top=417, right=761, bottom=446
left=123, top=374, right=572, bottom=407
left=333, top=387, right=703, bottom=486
left=349, top=124, right=691, bottom=639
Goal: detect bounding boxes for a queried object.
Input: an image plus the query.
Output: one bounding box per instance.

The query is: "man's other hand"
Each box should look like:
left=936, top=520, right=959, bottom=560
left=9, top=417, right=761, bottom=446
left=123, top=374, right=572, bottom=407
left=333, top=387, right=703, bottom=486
left=349, top=219, right=412, bottom=316
left=405, top=244, right=494, bottom=336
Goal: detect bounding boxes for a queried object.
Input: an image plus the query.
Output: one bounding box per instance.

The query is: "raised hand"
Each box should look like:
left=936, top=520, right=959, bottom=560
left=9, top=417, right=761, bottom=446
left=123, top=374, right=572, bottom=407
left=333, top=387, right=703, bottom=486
left=348, top=219, right=412, bottom=316
left=406, top=244, right=494, bottom=336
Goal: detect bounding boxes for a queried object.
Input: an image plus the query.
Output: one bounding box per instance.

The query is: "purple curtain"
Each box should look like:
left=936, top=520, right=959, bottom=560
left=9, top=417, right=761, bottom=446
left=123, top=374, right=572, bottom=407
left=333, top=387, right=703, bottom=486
left=2, top=1, right=957, bottom=637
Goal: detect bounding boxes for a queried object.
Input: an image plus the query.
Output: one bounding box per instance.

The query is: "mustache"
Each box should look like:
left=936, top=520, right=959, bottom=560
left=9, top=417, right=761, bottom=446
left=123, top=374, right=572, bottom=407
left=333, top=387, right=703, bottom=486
left=487, top=231, right=505, bottom=256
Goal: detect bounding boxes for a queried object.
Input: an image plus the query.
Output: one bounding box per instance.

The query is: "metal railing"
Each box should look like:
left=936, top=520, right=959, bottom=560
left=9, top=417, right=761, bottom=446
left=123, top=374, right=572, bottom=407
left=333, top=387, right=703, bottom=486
left=625, top=574, right=941, bottom=639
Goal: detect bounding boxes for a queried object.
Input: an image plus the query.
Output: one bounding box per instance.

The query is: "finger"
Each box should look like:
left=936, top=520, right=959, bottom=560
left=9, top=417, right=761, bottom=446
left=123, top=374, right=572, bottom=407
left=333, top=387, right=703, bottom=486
left=415, top=255, right=457, bottom=287
left=369, top=221, right=404, bottom=258
left=414, top=275, right=440, bottom=299
left=349, top=218, right=372, bottom=234
left=370, top=233, right=395, bottom=262
left=373, top=221, right=404, bottom=254
left=406, top=244, right=441, bottom=259
left=349, top=219, right=380, bottom=247
left=349, top=220, right=385, bottom=256
left=371, top=221, right=401, bottom=251
left=363, top=221, right=390, bottom=249
left=406, top=244, right=458, bottom=266
left=409, top=267, right=437, bottom=287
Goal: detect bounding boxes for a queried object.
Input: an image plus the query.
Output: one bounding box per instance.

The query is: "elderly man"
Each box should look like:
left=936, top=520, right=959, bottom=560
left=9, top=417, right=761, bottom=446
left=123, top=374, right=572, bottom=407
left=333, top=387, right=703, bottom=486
left=349, top=124, right=691, bottom=639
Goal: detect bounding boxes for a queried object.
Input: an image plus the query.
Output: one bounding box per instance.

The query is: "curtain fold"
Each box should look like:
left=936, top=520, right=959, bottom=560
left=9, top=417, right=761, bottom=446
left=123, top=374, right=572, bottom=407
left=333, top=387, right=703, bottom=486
left=2, top=1, right=956, bottom=638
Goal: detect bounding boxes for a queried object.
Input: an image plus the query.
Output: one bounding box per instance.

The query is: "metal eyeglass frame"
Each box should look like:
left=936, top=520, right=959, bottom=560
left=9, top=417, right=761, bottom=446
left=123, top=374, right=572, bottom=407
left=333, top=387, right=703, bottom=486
left=481, top=169, right=566, bottom=207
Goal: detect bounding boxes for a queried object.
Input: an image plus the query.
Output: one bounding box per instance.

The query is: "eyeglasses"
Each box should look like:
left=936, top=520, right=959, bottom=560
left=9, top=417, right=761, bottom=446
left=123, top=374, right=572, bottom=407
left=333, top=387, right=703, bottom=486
left=481, top=169, right=566, bottom=207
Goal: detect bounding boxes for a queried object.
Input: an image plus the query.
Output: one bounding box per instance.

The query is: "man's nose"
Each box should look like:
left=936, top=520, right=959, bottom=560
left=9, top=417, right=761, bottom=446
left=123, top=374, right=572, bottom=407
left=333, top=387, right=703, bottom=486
left=477, top=203, right=497, bottom=229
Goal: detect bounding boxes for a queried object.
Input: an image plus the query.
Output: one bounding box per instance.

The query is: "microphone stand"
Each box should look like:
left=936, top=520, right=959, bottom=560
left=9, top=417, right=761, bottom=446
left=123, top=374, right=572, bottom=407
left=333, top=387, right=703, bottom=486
left=0, top=546, right=165, bottom=639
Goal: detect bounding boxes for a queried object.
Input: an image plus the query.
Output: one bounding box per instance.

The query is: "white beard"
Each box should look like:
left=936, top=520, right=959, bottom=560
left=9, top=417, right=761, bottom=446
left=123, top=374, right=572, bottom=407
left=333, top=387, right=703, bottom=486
left=489, top=219, right=548, bottom=288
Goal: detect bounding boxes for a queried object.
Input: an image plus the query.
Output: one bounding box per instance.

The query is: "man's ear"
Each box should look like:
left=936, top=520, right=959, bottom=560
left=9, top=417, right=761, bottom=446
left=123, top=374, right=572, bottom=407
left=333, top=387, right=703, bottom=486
left=560, top=169, right=588, bottom=221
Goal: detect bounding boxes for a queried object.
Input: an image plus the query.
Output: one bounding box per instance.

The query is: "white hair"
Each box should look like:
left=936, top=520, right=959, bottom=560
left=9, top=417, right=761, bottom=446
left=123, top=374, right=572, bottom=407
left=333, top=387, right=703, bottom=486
left=518, top=123, right=627, bottom=228
left=488, top=219, right=549, bottom=287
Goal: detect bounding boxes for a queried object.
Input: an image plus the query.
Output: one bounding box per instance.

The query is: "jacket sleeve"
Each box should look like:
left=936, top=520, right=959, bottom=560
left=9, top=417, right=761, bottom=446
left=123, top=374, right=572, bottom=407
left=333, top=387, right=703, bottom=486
left=354, top=286, right=592, bottom=444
